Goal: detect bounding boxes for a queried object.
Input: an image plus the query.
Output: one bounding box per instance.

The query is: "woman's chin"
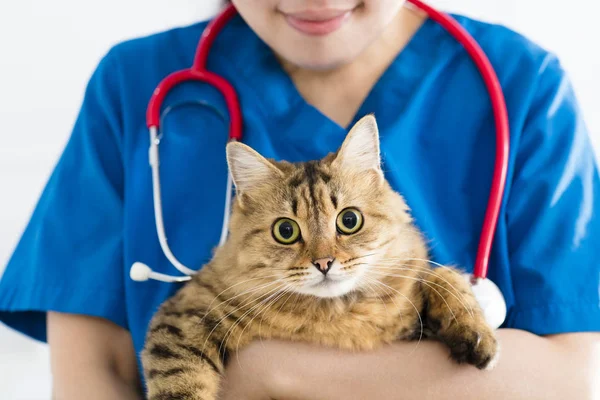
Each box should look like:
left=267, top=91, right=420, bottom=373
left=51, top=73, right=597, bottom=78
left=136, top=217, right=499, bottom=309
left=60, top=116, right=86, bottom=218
left=275, top=44, right=360, bottom=72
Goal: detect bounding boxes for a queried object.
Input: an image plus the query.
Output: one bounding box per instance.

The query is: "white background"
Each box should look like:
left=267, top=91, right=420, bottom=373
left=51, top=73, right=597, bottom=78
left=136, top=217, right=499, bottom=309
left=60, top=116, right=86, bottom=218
left=1, top=1, right=598, bottom=399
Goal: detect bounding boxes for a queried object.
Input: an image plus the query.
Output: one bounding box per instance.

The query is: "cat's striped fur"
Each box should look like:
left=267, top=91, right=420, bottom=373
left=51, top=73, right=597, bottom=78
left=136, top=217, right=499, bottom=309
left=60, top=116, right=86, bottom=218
left=141, top=115, right=498, bottom=400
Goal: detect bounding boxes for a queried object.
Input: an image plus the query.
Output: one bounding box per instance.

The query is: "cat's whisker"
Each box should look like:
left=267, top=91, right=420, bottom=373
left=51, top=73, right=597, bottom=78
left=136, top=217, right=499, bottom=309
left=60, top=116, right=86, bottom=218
left=378, top=257, right=467, bottom=281
left=217, top=282, right=287, bottom=339
left=256, top=288, right=301, bottom=355
left=195, top=279, right=284, bottom=338
left=286, top=276, right=323, bottom=287
left=231, top=284, right=295, bottom=370
left=237, top=285, right=296, bottom=368
left=199, top=275, right=284, bottom=324
left=364, top=281, right=423, bottom=358
left=241, top=284, right=293, bottom=344
left=268, top=290, right=303, bottom=346
left=362, top=276, right=406, bottom=326
left=286, top=272, right=310, bottom=280
left=341, top=253, right=377, bottom=265
left=387, top=256, right=471, bottom=282
left=340, top=262, right=368, bottom=272
left=369, top=265, right=474, bottom=318
left=367, top=260, right=474, bottom=312
left=403, top=257, right=452, bottom=270
left=375, top=266, right=473, bottom=314
left=288, top=291, right=302, bottom=314
left=200, top=282, right=286, bottom=355
left=275, top=286, right=298, bottom=314
left=380, top=267, right=474, bottom=317
left=217, top=283, right=292, bottom=360
left=375, top=261, right=472, bottom=286
left=194, top=280, right=279, bottom=333
left=362, top=279, right=389, bottom=315
left=368, top=271, right=462, bottom=323
left=362, top=276, right=422, bottom=350
left=200, top=284, right=284, bottom=357
left=216, top=286, right=287, bottom=364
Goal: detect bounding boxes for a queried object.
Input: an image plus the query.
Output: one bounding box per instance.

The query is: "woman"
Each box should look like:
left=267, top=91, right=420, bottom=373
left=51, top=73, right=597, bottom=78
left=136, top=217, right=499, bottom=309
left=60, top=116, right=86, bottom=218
left=1, top=0, right=598, bottom=398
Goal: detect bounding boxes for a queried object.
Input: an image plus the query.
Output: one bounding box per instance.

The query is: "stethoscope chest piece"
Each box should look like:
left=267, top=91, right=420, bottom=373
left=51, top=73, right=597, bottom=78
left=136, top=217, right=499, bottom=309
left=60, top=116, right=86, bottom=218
left=464, top=274, right=507, bottom=329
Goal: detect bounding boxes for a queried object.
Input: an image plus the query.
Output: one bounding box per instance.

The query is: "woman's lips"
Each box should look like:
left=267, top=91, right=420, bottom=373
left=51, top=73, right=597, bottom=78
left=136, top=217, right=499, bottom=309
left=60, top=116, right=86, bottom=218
left=284, top=9, right=352, bottom=36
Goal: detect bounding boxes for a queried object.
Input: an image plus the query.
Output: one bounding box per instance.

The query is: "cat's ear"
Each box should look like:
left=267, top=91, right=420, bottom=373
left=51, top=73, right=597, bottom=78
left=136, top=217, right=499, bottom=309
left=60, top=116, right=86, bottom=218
left=226, top=142, right=283, bottom=195
left=332, top=114, right=383, bottom=180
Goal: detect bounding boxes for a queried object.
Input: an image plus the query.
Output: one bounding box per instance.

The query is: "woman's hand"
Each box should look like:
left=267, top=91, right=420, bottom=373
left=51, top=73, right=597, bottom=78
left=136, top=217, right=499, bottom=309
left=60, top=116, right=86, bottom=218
left=219, top=340, right=289, bottom=400
left=48, top=312, right=143, bottom=400
left=220, top=331, right=599, bottom=400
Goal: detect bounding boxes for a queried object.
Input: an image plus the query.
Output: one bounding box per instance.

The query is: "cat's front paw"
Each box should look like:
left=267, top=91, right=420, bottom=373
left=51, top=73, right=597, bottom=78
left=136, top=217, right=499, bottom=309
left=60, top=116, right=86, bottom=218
left=444, top=324, right=499, bottom=370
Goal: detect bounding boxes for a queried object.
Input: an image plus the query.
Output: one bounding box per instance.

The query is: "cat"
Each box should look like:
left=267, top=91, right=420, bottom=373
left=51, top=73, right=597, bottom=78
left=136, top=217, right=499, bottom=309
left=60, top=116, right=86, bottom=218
left=141, top=114, right=499, bottom=400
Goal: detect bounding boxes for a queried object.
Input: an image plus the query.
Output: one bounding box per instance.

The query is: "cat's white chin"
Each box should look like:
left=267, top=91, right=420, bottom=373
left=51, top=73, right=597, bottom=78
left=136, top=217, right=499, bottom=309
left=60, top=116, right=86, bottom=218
left=295, top=276, right=358, bottom=298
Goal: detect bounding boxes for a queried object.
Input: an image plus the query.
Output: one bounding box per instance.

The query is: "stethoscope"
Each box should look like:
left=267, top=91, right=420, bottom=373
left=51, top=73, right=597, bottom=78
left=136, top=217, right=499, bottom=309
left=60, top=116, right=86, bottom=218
left=130, top=1, right=508, bottom=329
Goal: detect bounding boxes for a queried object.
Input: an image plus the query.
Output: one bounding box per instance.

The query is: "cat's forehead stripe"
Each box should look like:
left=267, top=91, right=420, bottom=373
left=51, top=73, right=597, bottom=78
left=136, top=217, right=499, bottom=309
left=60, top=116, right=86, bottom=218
left=330, top=194, right=338, bottom=209
left=286, top=161, right=329, bottom=188
left=289, top=174, right=303, bottom=188
left=319, top=170, right=332, bottom=183
left=304, top=161, right=320, bottom=209
left=284, top=161, right=334, bottom=218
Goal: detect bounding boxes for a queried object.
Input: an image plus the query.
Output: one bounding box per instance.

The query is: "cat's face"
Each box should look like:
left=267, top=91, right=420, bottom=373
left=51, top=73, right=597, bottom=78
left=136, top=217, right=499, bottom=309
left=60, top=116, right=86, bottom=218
left=225, top=115, right=416, bottom=298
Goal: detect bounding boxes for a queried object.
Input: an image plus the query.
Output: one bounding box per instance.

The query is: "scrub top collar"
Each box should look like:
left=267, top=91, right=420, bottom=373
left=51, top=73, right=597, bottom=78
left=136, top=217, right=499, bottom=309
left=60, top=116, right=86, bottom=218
left=210, top=13, right=459, bottom=136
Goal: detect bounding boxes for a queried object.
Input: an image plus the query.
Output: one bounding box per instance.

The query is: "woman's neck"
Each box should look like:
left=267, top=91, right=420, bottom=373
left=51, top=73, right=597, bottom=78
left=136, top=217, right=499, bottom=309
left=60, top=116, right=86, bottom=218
left=280, top=6, right=426, bottom=128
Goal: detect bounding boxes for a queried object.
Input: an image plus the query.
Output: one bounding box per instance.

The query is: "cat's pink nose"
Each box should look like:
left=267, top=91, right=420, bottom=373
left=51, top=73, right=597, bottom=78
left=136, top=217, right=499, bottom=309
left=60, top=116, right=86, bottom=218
left=312, top=257, right=335, bottom=275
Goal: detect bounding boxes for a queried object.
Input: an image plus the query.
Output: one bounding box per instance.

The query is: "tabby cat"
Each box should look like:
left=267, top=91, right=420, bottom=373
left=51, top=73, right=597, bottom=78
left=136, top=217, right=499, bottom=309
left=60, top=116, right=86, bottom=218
left=141, top=115, right=499, bottom=400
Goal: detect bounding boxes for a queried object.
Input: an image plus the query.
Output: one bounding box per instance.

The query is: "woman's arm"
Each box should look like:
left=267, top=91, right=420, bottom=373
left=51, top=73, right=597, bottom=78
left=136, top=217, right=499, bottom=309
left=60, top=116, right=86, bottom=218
left=224, top=329, right=599, bottom=400
left=47, top=312, right=143, bottom=400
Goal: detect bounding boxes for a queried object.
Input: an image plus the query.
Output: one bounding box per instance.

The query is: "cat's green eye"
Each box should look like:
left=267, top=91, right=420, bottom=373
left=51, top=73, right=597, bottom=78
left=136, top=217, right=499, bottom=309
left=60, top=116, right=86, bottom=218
left=336, top=208, right=364, bottom=235
left=272, top=218, right=301, bottom=245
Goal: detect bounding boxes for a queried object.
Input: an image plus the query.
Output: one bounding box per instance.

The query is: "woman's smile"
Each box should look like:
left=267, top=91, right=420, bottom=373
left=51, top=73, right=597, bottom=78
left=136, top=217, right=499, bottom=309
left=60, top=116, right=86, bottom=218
left=282, top=8, right=354, bottom=36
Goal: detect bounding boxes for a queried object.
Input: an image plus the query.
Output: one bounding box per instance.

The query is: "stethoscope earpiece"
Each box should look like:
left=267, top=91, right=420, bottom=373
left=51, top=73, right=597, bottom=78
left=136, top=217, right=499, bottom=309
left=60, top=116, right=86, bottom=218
left=130, top=262, right=152, bottom=282
left=130, top=262, right=192, bottom=283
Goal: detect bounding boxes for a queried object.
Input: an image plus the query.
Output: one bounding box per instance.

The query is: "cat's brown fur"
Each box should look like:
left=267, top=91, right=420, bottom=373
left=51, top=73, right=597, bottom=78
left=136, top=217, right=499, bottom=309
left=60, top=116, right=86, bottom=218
left=141, top=115, right=498, bottom=400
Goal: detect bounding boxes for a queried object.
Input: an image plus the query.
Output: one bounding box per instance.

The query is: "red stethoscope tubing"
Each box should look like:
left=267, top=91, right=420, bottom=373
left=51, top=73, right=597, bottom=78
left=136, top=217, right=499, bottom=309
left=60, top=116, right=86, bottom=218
left=145, top=1, right=510, bottom=281
left=146, top=5, right=242, bottom=139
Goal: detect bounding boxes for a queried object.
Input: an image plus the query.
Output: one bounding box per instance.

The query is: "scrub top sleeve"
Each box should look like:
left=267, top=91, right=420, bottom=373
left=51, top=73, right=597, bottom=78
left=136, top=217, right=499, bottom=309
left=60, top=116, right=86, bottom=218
left=0, top=49, right=127, bottom=342
left=504, top=55, right=600, bottom=335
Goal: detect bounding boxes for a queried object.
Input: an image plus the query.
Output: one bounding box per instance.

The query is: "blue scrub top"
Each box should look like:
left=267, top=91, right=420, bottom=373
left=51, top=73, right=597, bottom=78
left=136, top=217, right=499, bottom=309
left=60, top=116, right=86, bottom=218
left=2, top=12, right=599, bottom=374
